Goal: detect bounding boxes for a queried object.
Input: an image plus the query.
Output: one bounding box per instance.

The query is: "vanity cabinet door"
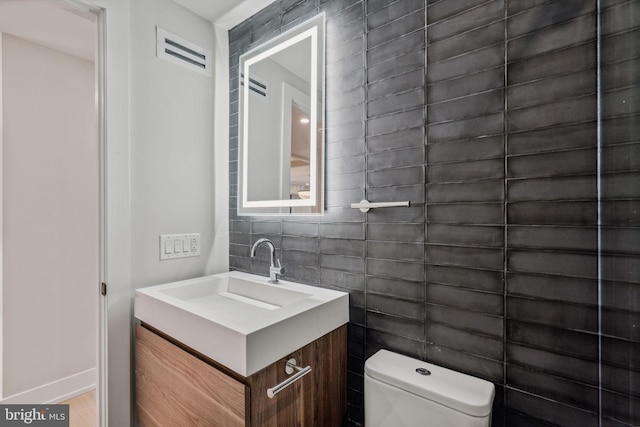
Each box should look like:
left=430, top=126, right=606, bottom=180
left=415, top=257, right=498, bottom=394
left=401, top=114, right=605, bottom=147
left=135, top=324, right=248, bottom=427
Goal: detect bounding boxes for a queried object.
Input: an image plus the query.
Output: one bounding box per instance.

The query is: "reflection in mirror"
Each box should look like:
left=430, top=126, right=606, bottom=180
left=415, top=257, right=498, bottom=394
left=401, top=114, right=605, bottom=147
left=238, top=14, right=325, bottom=216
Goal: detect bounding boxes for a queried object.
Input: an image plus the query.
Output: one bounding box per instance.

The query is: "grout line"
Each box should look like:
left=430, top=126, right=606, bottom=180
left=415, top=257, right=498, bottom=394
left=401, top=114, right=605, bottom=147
left=503, top=2, right=509, bottom=424
left=596, top=1, right=603, bottom=427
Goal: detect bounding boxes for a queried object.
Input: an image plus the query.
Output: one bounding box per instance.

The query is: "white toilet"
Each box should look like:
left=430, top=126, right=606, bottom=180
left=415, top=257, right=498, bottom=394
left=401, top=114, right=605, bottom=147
left=365, top=350, right=495, bottom=427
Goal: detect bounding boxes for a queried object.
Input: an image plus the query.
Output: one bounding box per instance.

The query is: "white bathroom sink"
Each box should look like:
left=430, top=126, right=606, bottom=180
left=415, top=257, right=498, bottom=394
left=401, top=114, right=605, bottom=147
left=134, top=271, right=349, bottom=376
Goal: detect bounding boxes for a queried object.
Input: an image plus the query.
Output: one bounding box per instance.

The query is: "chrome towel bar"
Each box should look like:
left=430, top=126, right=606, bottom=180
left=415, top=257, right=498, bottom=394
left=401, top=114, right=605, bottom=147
left=267, top=358, right=312, bottom=398
left=350, top=199, right=410, bottom=212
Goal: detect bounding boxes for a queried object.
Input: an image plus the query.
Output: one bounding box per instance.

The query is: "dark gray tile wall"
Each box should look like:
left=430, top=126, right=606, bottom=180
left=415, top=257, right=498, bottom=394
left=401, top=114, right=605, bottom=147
left=228, top=1, right=639, bottom=426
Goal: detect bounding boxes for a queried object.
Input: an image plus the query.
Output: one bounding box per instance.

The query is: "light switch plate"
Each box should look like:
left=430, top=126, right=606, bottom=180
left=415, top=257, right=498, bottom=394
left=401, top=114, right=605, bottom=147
left=160, top=233, right=200, bottom=260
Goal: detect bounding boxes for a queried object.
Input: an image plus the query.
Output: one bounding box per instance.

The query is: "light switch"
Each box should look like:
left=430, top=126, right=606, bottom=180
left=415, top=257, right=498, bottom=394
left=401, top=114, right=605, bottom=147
left=160, top=233, right=201, bottom=260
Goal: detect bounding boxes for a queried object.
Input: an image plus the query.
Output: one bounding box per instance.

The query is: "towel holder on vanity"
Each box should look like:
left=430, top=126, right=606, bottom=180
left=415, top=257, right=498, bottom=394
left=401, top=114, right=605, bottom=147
left=266, top=358, right=312, bottom=398
left=350, top=199, right=410, bottom=212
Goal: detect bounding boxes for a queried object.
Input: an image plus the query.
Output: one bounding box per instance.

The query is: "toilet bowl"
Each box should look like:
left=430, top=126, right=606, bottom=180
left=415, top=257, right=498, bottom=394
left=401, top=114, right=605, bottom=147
left=364, top=349, right=495, bottom=427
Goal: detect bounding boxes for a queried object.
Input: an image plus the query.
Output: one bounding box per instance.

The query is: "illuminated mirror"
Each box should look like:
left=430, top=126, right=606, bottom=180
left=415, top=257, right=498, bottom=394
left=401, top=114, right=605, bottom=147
left=238, top=13, right=325, bottom=215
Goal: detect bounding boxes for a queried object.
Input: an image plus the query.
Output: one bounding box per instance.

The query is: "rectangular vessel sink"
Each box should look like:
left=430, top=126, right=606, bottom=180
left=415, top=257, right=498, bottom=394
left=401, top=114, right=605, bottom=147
left=134, top=271, right=349, bottom=376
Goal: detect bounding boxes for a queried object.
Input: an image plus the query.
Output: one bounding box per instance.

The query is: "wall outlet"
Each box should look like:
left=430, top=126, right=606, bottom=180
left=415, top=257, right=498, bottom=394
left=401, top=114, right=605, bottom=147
left=160, top=233, right=200, bottom=260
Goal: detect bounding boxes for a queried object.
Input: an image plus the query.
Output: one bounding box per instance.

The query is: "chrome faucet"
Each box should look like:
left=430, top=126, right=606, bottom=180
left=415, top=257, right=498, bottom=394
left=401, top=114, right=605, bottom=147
left=250, top=238, right=285, bottom=284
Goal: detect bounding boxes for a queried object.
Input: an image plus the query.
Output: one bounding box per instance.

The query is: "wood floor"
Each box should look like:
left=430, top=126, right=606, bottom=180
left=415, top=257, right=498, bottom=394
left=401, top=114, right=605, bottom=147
left=61, top=390, right=96, bottom=427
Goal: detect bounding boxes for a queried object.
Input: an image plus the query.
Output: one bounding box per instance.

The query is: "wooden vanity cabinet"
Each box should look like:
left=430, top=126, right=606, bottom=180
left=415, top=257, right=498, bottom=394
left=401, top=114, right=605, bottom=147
left=135, top=323, right=347, bottom=427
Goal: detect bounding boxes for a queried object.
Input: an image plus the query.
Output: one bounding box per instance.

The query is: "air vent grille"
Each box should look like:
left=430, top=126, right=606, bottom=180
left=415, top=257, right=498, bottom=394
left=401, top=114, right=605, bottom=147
left=156, top=27, right=211, bottom=76
left=241, top=73, right=270, bottom=101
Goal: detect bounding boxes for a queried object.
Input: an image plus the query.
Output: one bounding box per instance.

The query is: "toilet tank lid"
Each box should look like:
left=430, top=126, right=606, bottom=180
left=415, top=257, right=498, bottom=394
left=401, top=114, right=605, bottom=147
left=365, top=350, right=495, bottom=417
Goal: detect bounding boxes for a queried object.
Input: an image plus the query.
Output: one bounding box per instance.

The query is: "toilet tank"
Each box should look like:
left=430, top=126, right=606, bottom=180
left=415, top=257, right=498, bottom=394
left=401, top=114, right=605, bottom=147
left=365, top=350, right=495, bottom=427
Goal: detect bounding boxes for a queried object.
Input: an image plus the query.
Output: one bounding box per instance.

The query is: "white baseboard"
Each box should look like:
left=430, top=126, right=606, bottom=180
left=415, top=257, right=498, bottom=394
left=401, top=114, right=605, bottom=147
left=0, top=368, right=96, bottom=404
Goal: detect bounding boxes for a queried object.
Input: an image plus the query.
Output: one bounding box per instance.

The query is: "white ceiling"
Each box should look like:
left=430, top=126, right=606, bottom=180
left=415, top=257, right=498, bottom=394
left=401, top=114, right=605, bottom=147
left=174, top=0, right=277, bottom=29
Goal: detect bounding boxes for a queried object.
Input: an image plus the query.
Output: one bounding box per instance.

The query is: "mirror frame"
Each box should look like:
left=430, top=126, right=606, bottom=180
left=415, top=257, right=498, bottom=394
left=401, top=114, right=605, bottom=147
left=237, top=13, right=325, bottom=216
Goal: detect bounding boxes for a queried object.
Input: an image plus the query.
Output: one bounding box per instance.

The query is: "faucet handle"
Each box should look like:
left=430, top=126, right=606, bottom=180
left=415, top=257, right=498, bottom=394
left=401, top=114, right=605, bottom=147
left=268, top=260, right=285, bottom=284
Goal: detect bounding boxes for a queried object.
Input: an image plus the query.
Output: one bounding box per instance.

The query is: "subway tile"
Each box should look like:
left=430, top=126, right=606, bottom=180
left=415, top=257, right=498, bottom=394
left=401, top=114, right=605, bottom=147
left=428, top=89, right=504, bottom=124
left=603, top=86, right=640, bottom=119
left=427, top=0, right=494, bottom=25
left=507, top=364, right=599, bottom=411
left=366, top=241, right=424, bottom=262
left=508, top=201, right=597, bottom=226
left=326, top=188, right=366, bottom=207
left=602, top=143, right=640, bottom=173
left=320, top=269, right=364, bottom=290
left=507, top=272, right=597, bottom=306
left=366, top=276, right=425, bottom=300
left=507, top=320, right=599, bottom=359
left=601, top=307, right=640, bottom=342
left=601, top=390, right=640, bottom=426
left=368, top=68, right=424, bottom=101
left=325, top=171, right=365, bottom=191
left=507, top=175, right=597, bottom=202
left=326, top=52, right=364, bottom=82
left=507, top=225, right=597, bottom=252
left=428, top=21, right=504, bottom=64
left=427, top=202, right=504, bottom=225
left=325, top=121, right=365, bottom=143
left=601, top=254, right=640, bottom=284
left=427, top=112, right=504, bottom=143
left=428, top=136, right=504, bottom=164
left=284, top=263, right=320, bottom=284
left=368, top=146, right=425, bottom=171
left=601, top=28, right=640, bottom=64
left=508, top=149, right=596, bottom=179
left=428, top=44, right=504, bottom=84
left=601, top=280, right=640, bottom=312
left=428, top=224, right=504, bottom=247
left=367, top=223, right=425, bottom=243
left=367, top=127, right=424, bottom=153
left=367, top=311, right=424, bottom=340
left=428, top=158, right=504, bottom=183
left=367, top=108, right=424, bottom=137
left=326, top=68, right=365, bottom=94
left=366, top=328, right=425, bottom=360
left=325, top=154, right=365, bottom=175
left=506, top=389, right=599, bottom=427
left=326, top=35, right=363, bottom=65
left=320, top=0, right=360, bottom=17
left=507, top=96, right=597, bottom=133
left=366, top=258, right=425, bottom=282
left=367, top=0, right=423, bottom=30
left=367, top=293, right=424, bottom=320
left=427, top=0, right=503, bottom=44
left=367, top=10, right=425, bottom=49
left=281, top=221, right=318, bottom=237
left=601, top=362, right=640, bottom=397
left=426, top=323, right=503, bottom=360
left=327, top=103, right=365, bottom=127
left=428, top=66, right=504, bottom=104
left=326, top=87, right=365, bottom=112
left=601, top=0, right=640, bottom=36
left=426, top=244, right=504, bottom=270
left=321, top=254, right=365, bottom=273
left=367, top=166, right=425, bottom=188
left=507, top=1, right=595, bottom=39
left=368, top=87, right=425, bottom=118
left=368, top=49, right=425, bottom=83
left=427, top=282, right=504, bottom=315
left=325, top=1, right=363, bottom=32
left=507, top=342, right=599, bottom=385
left=327, top=139, right=366, bottom=161
left=282, top=0, right=318, bottom=27
left=427, top=303, right=504, bottom=337
left=507, top=296, right=598, bottom=332
left=508, top=250, right=597, bottom=279
left=282, top=249, right=320, bottom=267
left=428, top=180, right=505, bottom=203
left=508, top=69, right=596, bottom=110
left=281, top=235, right=318, bottom=252
left=319, top=222, right=365, bottom=239
left=426, top=264, right=504, bottom=293
left=366, top=204, right=426, bottom=224
left=508, top=42, right=596, bottom=86
left=425, top=343, right=504, bottom=383
left=601, top=200, right=640, bottom=226
left=601, top=336, right=640, bottom=371
left=320, top=238, right=365, bottom=257
left=367, top=30, right=425, bottom=67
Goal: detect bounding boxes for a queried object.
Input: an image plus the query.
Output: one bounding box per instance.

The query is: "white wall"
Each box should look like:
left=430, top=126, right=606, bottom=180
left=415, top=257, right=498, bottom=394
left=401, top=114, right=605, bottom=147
left=130, top=0, right=227, bottom=289
left=1, top=33, right=96, bottom=400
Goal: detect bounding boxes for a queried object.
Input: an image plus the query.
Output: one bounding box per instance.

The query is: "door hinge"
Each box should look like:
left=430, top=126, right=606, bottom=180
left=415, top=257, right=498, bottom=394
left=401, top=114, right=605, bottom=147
left=101, top=282, right=107, bottom=296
